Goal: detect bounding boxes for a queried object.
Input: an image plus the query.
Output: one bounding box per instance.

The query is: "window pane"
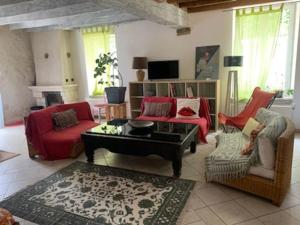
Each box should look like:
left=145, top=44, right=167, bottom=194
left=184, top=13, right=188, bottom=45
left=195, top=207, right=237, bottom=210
left=82, top=28, right=117, bottom=96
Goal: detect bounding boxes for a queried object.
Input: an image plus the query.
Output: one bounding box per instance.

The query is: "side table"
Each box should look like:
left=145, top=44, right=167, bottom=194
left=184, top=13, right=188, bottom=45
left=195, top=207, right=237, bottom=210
left=95, top=102, right=127, bottom=122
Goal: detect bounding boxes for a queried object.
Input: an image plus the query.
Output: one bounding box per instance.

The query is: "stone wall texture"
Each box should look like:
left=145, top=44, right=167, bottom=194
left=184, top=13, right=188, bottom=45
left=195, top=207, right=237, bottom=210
left=0, top=28, right=35, bottom=124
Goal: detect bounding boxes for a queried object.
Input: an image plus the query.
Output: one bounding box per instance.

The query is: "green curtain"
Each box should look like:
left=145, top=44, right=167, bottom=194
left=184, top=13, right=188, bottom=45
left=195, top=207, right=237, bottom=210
left=82, top=26, right=114, bottom=96
left=234, top=5, right=283, bottom=100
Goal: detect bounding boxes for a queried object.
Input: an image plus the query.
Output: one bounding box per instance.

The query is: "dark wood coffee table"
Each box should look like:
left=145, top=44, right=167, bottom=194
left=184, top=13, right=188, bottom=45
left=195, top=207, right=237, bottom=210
left=81, top=120, right=198, bottom=177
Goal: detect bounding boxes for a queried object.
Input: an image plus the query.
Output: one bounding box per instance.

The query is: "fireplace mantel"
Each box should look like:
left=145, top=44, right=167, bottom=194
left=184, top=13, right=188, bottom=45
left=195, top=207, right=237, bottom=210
left=29, top=84, right=78, bottom=106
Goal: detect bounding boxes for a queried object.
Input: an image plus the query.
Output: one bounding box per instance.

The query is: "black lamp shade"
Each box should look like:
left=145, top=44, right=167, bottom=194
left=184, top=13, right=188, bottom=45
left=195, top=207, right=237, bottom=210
left=132, top=57, right=148, bottom=69
left=224, top=56, right=243, bottom=67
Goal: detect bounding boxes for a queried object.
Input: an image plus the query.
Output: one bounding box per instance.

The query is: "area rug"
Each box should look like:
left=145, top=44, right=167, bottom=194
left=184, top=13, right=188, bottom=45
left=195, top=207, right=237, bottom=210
left=0, top=150, right=19, bottom=163
left=0, top=161, right=195, bottom=225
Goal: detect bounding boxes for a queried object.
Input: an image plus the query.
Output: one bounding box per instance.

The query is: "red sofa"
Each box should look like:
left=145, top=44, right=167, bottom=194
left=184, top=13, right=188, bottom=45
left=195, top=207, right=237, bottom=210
left=136, top=97, right=211, bottom=143
left=25, top=102, right=98, bottom=160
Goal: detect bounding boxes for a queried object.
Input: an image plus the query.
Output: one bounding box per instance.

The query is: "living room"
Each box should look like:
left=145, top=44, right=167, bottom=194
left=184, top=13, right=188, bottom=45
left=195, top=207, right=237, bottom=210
left=0, top=0, right=300, bottom=224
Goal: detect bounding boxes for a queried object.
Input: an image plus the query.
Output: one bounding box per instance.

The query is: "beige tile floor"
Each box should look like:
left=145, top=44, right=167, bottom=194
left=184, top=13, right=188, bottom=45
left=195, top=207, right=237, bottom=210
left=0, top=125, right=300, bottom=225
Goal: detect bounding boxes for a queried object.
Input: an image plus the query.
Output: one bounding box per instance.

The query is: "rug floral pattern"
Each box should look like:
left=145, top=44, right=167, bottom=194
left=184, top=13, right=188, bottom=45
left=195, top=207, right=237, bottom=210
left=0, top=161, right=195, bottom=225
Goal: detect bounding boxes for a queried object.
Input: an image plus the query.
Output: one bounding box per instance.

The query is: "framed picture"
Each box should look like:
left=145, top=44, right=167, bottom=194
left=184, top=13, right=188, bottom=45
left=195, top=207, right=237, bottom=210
left=195, top=45, right=220, bottom=80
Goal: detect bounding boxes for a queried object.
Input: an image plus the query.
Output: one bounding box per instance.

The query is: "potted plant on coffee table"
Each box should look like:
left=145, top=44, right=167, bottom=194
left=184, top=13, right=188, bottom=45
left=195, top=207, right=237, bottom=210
left=94, top=52, right=126, bottom=104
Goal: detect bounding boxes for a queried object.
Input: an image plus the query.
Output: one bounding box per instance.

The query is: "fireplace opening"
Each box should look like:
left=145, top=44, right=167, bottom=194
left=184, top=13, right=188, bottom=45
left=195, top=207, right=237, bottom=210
left=44, top=92, right=64, bottom=106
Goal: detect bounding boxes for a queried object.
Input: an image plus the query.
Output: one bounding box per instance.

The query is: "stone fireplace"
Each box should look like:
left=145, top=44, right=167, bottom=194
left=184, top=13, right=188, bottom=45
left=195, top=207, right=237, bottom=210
left=29, top=85, right=78, bottom=107
left=29, top=31, right=79, bottom=108
left=44, top=92, right=64, bottom=106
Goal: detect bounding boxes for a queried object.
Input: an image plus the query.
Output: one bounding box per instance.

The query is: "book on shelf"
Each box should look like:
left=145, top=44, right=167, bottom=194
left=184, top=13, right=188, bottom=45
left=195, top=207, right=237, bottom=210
left=169, top=84, right=176, bottom=97
left=186, top=87, right=194, bottom=98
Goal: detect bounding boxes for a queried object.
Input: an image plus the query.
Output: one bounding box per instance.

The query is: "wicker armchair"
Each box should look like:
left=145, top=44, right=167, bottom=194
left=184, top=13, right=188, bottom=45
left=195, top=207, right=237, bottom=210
left=218, top=118, right=295, bottom=206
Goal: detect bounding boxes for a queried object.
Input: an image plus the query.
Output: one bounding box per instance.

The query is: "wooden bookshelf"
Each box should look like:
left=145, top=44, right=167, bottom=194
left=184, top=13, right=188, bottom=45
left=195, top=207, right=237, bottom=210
left=129, top=80, right=220, bottom=130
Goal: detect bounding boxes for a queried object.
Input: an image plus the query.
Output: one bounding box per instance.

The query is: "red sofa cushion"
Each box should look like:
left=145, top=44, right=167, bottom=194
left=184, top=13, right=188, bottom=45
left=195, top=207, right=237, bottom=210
left=56, top=102, right=93, bottom=121
left=136, top=115, right=170, bottom=122
left=141, top=97, right=177, bottom=117
left=29, top=106, right=58, bottom=135
left=43, top=120, right=98, bottom=160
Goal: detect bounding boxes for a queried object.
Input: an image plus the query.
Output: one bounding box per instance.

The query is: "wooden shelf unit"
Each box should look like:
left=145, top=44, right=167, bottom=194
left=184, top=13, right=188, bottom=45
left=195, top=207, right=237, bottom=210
left=129, top=80, right=220, bottom=130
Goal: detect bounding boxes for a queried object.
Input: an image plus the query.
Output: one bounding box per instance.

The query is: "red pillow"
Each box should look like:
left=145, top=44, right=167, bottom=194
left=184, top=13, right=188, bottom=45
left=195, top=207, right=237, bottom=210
left=178, top=107, right=197, bottom=116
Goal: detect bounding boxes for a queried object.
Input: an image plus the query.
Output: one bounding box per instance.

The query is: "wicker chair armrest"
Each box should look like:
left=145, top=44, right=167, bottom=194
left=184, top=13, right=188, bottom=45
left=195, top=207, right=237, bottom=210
left=273, top=118, right=295, bottom=187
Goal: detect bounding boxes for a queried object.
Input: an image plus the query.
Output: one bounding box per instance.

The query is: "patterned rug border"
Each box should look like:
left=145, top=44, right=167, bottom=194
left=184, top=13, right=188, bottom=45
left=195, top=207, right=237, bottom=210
left=0, top=150, right=19, bottom=163
left=0, top=161, right=195, bottom=225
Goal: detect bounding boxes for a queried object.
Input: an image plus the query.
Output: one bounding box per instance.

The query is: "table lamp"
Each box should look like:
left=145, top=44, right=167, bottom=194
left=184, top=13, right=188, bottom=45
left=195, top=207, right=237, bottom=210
left=224, top=56, right=243, bottom=115
left=132, top=57, right=147, bottom=81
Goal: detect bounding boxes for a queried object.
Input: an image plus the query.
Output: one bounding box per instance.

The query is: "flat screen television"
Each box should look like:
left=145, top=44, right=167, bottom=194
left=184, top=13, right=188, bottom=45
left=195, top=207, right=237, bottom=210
left=148, top=60, right=179, bottom=80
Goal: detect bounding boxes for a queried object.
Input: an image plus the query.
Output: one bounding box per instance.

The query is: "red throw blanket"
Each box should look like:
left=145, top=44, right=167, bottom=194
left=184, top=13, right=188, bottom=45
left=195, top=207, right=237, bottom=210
left=25, top=102, right=95, bottom=160
left=200, top=97, right=212, bottom=131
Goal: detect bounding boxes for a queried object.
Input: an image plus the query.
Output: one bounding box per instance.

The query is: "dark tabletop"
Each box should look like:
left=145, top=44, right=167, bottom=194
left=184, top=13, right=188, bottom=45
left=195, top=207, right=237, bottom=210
left=85, top=119, right=197, bottom=143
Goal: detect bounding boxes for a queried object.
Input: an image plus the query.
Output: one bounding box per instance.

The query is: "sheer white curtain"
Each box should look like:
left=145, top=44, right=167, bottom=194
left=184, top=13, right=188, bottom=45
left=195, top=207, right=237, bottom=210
left=234, top=5, right=283, bottom=100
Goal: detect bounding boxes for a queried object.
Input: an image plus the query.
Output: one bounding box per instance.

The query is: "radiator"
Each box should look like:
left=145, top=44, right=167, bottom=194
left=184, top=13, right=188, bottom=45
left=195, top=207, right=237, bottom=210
left=270, top=98, right=295, bottom=120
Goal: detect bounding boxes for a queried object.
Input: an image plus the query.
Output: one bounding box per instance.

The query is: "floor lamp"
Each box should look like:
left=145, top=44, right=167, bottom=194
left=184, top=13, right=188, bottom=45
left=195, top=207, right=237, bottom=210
left=224, top=56, right=243, bottom=115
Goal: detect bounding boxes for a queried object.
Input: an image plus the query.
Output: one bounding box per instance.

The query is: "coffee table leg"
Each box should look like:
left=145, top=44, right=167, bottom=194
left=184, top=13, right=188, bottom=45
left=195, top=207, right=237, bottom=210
left=190, top=141, right=196, bottom=153
left=172, top=158, right=182, bottom=178
left=85, top=145, right=95, bottom=163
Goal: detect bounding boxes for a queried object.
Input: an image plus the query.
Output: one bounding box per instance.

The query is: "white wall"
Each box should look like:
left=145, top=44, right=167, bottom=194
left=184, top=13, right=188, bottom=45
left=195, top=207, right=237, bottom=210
left=0, top=28, right=35, bottom=124
left=70, top=30, right=89, bottom=100
left=31, top=31, right=63, bottom=86
left=116, top=10, right=233, bottom=112
left=31, top=30, right=75, bottom=86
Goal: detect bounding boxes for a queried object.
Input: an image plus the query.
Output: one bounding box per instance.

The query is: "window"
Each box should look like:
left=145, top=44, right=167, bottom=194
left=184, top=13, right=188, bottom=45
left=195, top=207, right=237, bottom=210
left=82, top=27, right=117, bottom=96
left=267, top=4, right=297, bottom=91
left=233, top=3, right=298, bottom=100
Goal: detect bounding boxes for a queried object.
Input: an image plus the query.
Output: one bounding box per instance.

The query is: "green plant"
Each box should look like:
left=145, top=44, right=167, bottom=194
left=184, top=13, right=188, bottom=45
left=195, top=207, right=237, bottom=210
left=94, top=52, right=123, bottom=87
left=286, top=89, right=294, bottom=96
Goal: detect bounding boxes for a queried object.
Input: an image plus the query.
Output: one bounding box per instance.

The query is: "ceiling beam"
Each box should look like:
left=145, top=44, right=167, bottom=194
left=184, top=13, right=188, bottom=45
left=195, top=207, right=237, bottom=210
left=27, top=18, right=141, bottom=32
left=7, top=0, right=188, bottom=30
left=0, top=2, right=106, bottom=25
left=179, top=0, right=235, bottom=8
left=93, top=0, right=189, bottom=28
left=58, top=18, right=141, bottom=30
left=0, top=0, right=32, bottom=6
left=0, top=0, right=87, bottom=17
left=187, top=0, right=285, bottom=12
left=9, top=9, right=130, bottom=29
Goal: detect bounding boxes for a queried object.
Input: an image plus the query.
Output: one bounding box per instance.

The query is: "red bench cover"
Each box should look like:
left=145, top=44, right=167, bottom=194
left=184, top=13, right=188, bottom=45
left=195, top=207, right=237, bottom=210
left=137, top=97, right=211, bottom=143
left=25, top=102, right=98, bottom=160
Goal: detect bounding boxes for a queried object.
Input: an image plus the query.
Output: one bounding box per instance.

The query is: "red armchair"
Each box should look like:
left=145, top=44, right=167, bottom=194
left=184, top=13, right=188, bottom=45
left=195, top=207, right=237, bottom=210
left=25, top=102, right=98, bottom=160
left=218, top=87, right=277, bottom=131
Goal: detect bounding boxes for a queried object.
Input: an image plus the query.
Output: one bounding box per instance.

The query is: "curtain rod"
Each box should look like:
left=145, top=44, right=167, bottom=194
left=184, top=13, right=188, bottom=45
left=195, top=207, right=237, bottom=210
left=223, top=0, right=300, bottom=12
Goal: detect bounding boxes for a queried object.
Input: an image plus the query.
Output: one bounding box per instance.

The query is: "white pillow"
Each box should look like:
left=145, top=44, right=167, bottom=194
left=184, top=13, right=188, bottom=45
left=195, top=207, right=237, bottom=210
left=242, top=117, right=260, bottom=137
left=258, top=137, right=275, bottom=169
left=176, top=98, right=200, bottom=119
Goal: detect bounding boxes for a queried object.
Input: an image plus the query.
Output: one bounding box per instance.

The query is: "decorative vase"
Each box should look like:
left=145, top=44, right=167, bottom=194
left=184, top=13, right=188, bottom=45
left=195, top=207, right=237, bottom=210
left=105, top=87, right=127, bottom=104
left=136, top=70, right=145, bottom=82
